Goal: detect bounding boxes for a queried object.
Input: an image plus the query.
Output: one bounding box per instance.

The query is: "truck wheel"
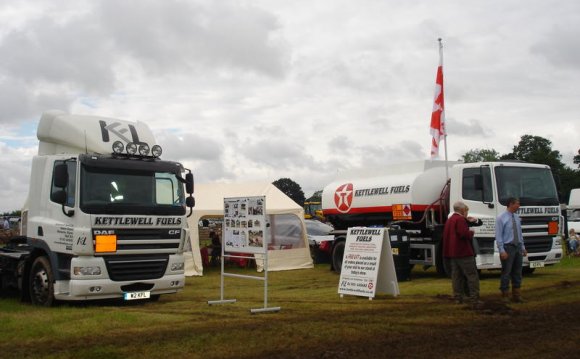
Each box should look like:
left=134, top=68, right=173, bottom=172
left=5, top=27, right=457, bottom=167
left=332, top=241, right=346, bottom=273
left=435, top=243, right=450, bottom=277
left=29, top=256, right=55, bottom=306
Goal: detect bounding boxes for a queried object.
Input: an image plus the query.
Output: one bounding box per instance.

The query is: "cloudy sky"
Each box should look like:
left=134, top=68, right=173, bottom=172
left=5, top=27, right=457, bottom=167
left=1, top=0, right=579, bottom=212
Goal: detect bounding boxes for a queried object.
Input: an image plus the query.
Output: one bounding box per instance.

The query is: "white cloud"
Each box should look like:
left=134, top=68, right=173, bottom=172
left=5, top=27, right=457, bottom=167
left=0, top=0, right=579, bottom=208
left=0, top=142, right=35, bottom=212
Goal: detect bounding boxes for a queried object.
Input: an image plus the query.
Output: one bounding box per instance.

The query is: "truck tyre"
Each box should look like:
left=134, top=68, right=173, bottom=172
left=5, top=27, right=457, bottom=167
left=435, top=243, right=451, bottom=277
left=332, top=241, right=346, bottom=274
left=29, top=256, right=55, bottom=306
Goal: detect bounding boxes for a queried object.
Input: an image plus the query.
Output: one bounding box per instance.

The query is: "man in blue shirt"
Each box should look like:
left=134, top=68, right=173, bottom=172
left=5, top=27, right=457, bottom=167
left=496, top=197, right=528, bottom=303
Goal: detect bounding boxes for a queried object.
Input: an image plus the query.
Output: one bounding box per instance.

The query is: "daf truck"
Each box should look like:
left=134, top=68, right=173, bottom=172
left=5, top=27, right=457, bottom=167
left=321, top=160, right=563, bottom=275
left=0, top=110, right=195, bottom=306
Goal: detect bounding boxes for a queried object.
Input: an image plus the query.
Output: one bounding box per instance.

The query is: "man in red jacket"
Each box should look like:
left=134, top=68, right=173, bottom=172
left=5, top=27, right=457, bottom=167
left=443, top=201, right=481, bottom=307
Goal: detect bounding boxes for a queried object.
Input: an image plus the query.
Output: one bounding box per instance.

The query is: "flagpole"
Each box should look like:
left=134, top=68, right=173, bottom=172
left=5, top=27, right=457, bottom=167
left=438, top=38, right=449, bottom=180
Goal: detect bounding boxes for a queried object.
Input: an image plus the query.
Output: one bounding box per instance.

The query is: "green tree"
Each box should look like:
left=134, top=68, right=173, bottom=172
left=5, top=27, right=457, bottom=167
left=2, top=211, right=21, bottom=217
left=574, top=148, right=580, bottom=168
left=560, top=167, right=580, bottom=203
left=461, top=148, right=500, bottom=163
left=500, top=135, right=565, bottom=174
left=272, top=178, right=306, bottom=206
left=499, top=135, right=580, bottom=202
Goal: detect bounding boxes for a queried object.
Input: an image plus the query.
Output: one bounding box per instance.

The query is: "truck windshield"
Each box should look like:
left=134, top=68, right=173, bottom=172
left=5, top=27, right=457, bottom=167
left=80, top=166, right=186, bottom=215
left=495, top=166, right=559, bottom=206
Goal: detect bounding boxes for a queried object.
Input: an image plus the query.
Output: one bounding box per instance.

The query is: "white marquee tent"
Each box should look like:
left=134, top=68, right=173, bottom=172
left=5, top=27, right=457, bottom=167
left=184, top=182, right=314, bottom=276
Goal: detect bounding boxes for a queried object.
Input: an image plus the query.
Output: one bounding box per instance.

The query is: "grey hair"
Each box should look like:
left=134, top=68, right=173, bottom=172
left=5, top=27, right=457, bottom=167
left=453, top=201, right=468, bottom=213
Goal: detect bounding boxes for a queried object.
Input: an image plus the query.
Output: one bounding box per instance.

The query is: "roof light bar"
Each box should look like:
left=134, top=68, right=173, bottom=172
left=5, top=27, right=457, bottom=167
left=138, top=144, right=150, bottom=156
left=126, top=142, right=137, bottom=155
left=112, top=141, right=124, bottom=154
left=151, top=145, right=162, bottom=157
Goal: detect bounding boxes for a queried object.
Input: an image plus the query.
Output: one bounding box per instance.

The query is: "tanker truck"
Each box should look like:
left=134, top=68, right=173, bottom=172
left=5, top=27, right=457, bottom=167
left=566, top=188, right=580, bottom=235
left=0, top=110, right=195, bottom=305
left=321, top=160, right=563, bottom=275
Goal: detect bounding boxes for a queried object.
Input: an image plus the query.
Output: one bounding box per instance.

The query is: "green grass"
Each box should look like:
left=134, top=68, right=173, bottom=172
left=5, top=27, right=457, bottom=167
left=1, top=259, right=579, bottom=358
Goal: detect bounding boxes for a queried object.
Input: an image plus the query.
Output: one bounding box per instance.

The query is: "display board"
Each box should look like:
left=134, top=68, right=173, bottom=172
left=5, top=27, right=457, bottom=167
left=223, top=196, right=266, bottom=254
left=208, top=195, right=280, bottom=313
left=338, top=227, right=399, bottom=298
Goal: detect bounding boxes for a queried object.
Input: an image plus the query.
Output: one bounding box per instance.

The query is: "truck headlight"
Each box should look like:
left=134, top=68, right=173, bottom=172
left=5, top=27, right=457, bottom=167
left=151, top=145, right=162, bottom=157
left=126, top=142, right=137, bottom=155
left=138, top=144, right=150, bottom=156
left=74, top=266, right=102, bottom=276
left=112, top=141, right=124, bottom=154
left=171, top=262, right=184, bottom=271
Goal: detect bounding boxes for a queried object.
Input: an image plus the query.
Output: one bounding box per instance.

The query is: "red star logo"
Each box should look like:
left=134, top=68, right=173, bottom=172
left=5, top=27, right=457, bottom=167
left=334, top=183, right=353, bottom=213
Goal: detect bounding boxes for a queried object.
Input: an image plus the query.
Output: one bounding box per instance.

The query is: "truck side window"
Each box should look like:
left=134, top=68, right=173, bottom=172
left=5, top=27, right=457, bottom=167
left=462, top=167, right=492, bottom=202
left=155, top=173, right=183, bottom=205
left=50, top=160, right=76, bottom=207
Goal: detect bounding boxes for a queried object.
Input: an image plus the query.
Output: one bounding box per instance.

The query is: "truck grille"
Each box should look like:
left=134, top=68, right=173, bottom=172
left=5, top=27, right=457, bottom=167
left=521, top=235, right=553, bottom=253
left=94, top=228, right=182, bottom=255
left=104, top=255, right=168, bottom=281
left=520, top=216, right=556, bottom=254
left=475, top=215, right=556, bottom=255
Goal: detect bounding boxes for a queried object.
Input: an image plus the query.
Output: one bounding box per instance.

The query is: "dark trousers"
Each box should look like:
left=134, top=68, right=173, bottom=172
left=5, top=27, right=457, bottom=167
left=500, top=244, right=523, bottom=291
left=450, top=256, right=479, bottom=302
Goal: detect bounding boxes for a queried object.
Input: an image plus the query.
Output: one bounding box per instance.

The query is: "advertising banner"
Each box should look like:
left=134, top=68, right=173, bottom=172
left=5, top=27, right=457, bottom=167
left=338, top=227, right=399, bottom=298
left=223, top=196, right=267, bottom=254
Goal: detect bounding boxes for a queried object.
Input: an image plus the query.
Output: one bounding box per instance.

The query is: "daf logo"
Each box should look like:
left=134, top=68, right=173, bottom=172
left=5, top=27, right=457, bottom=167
left=94, top=230, right=115, bottom=235
left=334, top=183, right=354, bottom=213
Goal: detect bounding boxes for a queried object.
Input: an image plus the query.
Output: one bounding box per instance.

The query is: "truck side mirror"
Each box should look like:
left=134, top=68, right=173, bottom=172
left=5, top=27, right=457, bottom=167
left=53, top=190, right=67, bottom=205
left=185, top=172, right=194, bottom=194
left=54, top=163, right=69, bottom=188
left=186, top=196, right=195, bottom=218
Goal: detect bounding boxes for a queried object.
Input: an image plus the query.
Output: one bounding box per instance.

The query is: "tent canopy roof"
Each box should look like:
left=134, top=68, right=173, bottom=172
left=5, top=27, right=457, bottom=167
left=192, top=182, right=303, bottom=216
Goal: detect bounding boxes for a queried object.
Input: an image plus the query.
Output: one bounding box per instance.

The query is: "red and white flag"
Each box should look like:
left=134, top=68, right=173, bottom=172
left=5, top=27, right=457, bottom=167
left=430, top=41, right=445, bottom=158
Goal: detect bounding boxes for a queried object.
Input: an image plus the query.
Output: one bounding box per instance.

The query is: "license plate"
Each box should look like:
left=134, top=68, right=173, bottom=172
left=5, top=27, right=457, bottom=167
left=124, top=291, right=151, bottom=300
left=529, top=261, right=545, bottom=268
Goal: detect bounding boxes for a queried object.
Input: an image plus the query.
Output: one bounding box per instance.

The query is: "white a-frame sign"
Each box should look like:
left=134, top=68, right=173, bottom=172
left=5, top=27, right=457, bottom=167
left=338, top=227, right=400, bottom=299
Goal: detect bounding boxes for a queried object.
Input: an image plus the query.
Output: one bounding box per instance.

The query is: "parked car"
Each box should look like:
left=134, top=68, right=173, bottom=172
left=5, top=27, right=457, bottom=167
left=305, top=219, right=334, bottom=263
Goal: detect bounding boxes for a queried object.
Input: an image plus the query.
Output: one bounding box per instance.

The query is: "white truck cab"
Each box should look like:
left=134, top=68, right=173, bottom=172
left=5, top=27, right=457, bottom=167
left=3, top=110, right=195, bottom=305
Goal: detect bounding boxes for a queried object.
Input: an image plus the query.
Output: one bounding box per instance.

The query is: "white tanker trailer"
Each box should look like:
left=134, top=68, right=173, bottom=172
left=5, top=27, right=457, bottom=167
left=321, top=160, right=563, bottom=275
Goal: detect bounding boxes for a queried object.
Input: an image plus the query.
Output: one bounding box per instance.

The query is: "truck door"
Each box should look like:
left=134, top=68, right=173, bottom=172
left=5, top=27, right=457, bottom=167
left=460, top=166, right=497, bottom=258
left=47, top=159, right=77, bottom=253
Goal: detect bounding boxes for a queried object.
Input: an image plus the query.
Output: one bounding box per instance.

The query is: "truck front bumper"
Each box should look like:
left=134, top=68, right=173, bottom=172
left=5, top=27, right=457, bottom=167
left=54, top=273, right=185, bottom=301
left=476, top=248, right=563, bottom=270
left=53, top=254, right=186, bottom=301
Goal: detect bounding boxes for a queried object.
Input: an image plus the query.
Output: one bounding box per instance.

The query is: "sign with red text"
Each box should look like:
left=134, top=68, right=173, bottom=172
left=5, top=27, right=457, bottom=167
left=338, top=227, right=399, bottom=298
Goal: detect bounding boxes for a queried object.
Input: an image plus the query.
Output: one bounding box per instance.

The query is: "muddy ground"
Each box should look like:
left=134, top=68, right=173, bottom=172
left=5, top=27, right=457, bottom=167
left=261, top=280, right=580, bottom=359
